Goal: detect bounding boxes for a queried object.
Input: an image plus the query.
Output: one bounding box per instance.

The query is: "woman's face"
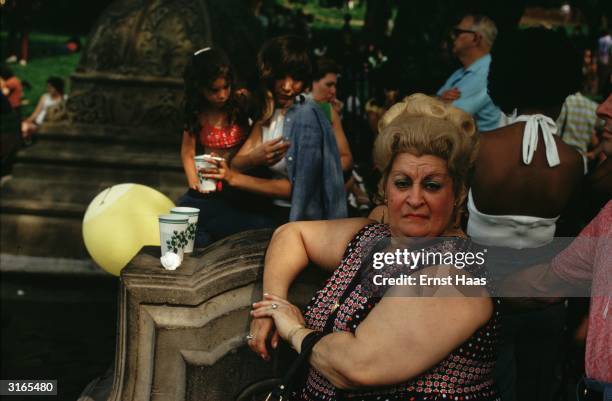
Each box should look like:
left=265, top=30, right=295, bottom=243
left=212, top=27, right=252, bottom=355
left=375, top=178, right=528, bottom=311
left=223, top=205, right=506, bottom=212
left=47, top=84, right=59, bottom=97
left=312, top=73, right=337, bottom=103
left=386, top=153, right=456, bottom=237
left=274, top=76, right=304, bottom=108
left=202, top=77, right=230, bottom=108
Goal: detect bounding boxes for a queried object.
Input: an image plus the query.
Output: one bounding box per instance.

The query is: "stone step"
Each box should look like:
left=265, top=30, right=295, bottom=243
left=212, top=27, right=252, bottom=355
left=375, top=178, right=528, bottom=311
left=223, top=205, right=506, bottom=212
left=1, top=213, right=88, bottom=258
left=1, top=132, right=188, bottom=259
left=15, top=138, right=183, bottom=169
left=40, top=123, right=183, bottom=146
left=1, top=178, right=185, bottom=215
left=10, top=162, right=185, bottom=188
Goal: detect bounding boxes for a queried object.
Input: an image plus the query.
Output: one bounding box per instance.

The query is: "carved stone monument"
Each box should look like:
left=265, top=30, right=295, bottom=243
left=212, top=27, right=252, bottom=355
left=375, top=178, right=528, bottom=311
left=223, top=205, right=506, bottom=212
left=79, top=229, right=328, bottom=401
left=62, top=0, right=263, bottom=137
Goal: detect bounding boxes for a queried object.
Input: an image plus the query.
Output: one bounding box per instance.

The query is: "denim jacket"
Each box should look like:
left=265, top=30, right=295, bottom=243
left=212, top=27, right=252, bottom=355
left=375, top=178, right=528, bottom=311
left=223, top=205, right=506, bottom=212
left=282, top=96, right=348, bottom=221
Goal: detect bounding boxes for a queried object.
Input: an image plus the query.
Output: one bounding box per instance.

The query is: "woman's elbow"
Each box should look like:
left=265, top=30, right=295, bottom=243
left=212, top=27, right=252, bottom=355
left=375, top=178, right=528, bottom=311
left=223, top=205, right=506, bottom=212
left=334, top=351, right=416, bottom=389
left=332, top=360, right=379, bottom=389
left=270, top=221, right=298, bottom=242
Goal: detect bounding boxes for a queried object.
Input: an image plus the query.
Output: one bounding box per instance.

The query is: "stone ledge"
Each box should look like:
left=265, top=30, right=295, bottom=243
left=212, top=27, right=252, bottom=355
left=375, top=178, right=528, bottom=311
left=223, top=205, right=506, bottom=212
left=81, top=229, right=330, bottom=401
left=0, top=253, right=106, bottom=275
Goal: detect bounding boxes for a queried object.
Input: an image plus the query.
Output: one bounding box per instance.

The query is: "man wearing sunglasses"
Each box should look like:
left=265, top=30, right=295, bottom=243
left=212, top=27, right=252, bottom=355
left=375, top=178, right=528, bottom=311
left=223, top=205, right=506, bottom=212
left=437, top=14, right=501, bottom=132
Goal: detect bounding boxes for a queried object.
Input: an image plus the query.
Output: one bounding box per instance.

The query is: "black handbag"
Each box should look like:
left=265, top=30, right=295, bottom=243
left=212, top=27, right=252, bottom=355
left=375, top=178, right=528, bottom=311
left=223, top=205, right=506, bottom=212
left=238, top=247, right=368, bottom=401
left=235, top=332, right=324, bottom=401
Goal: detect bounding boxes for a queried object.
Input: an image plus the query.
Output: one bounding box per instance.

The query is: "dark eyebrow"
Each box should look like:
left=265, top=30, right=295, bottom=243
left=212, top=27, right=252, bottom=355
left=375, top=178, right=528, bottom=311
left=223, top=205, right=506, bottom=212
left=423, top=173, right=448, bottom=180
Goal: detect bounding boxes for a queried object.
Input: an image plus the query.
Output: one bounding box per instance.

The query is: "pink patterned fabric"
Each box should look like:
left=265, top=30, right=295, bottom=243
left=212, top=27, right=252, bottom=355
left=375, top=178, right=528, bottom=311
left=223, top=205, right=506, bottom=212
left=299, top=223, right=501, bottom=401
left=551, top=201, right=612, bottom=382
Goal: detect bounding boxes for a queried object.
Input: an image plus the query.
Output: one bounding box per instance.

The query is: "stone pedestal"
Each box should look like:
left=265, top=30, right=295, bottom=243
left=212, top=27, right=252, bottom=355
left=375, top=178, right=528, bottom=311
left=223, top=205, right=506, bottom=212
left=80, top=229, right=328, bottom=401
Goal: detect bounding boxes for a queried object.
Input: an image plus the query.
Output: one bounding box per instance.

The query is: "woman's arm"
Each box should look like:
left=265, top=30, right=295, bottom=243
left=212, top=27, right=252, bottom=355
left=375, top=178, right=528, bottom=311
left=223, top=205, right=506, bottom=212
left=204, top=159, right=292, bottom=198
left=249, top=218, right=371, bottom=359
left=180, top=130, right=200, bottom=190
left=300, top=288, right=493, bottom=389
left=263, top=218, right=371, bottom=298
left=330, top=108, right=353, bottom=173
left=257, top=266, right=492, bottom=389
left=227, top=171, right=292, bottom=198
left=25, top=95, right=45, bottom=122
left=302, top=294, right=492, bottom=389
left=231, top=123, right=262, bottom=171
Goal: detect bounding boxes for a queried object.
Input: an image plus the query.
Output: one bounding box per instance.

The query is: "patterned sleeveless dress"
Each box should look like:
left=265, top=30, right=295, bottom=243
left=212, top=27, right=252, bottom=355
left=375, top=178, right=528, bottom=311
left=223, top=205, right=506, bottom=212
left=297, top=223, right=501, bottom=401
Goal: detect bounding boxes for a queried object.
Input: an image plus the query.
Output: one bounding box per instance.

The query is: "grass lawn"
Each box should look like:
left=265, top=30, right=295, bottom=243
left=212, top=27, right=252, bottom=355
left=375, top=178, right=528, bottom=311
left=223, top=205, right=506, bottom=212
left=276, top=0, right=366, bottom=29
left=1, top=32, right=82, bottom=116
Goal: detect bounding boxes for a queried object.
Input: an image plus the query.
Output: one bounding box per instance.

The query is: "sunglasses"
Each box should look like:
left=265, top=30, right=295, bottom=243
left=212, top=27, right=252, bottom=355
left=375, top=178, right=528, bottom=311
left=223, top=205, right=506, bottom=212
left=451, top=28, right=477, bottom=39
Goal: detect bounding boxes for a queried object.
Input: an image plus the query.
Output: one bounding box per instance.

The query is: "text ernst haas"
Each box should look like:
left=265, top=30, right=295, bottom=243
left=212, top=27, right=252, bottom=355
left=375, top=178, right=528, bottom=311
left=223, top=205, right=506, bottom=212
left=372, top=274, right=487, bottom=287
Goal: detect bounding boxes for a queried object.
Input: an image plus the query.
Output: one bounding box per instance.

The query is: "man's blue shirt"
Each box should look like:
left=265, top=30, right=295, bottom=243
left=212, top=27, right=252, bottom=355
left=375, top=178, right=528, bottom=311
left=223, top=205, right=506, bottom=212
left=437, top=54, right=501, bottom=132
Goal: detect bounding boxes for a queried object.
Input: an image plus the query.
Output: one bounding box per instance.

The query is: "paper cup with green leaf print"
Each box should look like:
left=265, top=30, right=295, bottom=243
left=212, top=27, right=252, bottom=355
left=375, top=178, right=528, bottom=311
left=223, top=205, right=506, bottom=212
left=194, top=154, right=222, bottom=192
left=170, top=207, right=199, bottom=253
left=158, top=214, right=189, bottom=261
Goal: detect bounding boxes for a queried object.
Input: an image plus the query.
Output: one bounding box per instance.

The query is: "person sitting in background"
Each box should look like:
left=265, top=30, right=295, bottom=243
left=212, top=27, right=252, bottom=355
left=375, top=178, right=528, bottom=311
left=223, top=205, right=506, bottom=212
left=472, top=28, right=585, bottom=401
left=248, top=94, right=500, bottom=401
left=437, top=14, right=501, bottom=132
left=21, top=76, right=66, bottom=145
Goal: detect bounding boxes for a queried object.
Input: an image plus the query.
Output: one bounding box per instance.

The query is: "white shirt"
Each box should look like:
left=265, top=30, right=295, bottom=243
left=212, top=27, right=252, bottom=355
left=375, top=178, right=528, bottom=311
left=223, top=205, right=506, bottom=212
left=262, top=109, right=291, bottom=207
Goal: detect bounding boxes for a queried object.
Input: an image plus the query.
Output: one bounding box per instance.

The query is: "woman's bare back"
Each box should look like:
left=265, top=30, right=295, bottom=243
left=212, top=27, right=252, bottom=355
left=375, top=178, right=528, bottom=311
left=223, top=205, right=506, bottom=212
left=471, top=122, right=583, bottom=218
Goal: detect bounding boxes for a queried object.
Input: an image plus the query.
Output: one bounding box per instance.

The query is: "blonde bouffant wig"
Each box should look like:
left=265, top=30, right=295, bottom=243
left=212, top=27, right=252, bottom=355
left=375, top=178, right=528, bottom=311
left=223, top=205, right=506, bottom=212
left=373, top=93, right=479, bottom=203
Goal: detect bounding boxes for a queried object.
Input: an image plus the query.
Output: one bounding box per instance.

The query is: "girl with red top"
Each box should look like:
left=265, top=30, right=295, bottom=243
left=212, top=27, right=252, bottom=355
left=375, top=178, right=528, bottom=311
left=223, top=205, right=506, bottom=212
left=180, top=47, right=248, bottom=189
left=178, top=47, right=276, bottom=247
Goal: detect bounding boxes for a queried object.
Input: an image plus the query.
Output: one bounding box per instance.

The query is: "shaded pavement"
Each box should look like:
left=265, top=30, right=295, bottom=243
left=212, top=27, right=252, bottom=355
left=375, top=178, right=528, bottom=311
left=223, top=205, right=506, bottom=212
left=1, top=272, right=118, bottom=400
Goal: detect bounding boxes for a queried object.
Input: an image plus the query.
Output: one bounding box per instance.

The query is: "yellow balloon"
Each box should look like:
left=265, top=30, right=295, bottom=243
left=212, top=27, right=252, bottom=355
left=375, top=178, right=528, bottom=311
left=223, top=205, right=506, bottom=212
left=82, top=183, right=175, bottom=276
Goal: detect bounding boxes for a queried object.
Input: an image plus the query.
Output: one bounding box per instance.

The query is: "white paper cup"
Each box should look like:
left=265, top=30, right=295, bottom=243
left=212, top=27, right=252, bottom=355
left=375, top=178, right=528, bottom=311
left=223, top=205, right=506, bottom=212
left=170, top=207, right=199, bottom=253
left=158, top=214, right=189, bottom=259
left=194, top=155, right=221, bottom=192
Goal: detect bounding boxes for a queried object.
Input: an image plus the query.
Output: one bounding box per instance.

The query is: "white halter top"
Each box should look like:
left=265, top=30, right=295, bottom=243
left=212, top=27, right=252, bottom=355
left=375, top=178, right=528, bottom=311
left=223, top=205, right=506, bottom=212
left=467, top=114, right=561, bottom=249
left=514, top=114, right=560, bottom=167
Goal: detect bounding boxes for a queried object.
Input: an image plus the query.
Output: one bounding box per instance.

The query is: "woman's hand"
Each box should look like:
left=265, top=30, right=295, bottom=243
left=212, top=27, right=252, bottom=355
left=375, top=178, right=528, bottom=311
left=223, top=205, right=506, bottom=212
left=251, top=294, right=306, bottom=345
left=331, top=98, right=344, bottom=114
left=248, top=316, right=280, bottom=361
left=200, top=159, right=235, bottom=187
left=248, top=137, right=290, bottom=167
left=188, top=178, right=201, bottom=192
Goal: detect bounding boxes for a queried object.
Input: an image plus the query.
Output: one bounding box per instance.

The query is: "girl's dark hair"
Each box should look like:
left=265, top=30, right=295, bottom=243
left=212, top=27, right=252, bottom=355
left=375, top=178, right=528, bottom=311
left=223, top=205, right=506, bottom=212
left=183, top=47, right=244, bottom=134
left=47, top=76, right=65, bottom=95
left=257, top=35, right=312, bottom=92
left=489, top=28, right=582, bottom=114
